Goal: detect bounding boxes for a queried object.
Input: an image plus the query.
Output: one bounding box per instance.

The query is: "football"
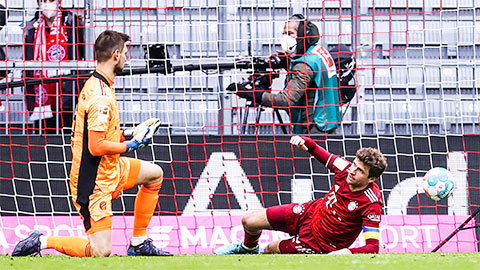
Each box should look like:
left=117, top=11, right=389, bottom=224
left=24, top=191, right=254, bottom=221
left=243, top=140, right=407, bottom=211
left=423, top=167, right=455, bottom=201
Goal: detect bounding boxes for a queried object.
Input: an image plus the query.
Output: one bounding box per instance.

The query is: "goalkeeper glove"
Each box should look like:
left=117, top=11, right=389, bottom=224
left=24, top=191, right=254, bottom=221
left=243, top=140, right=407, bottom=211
left=123, top=118, right=161, bottom=140
left=124, top=127, right=151, bottom=152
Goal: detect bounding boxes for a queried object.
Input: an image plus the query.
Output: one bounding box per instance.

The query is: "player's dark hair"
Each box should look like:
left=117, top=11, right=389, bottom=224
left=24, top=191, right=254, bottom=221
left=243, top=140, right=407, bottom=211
left=94, top=30, right=130, bottom=63
left=356, top=148, right=387, bottom=179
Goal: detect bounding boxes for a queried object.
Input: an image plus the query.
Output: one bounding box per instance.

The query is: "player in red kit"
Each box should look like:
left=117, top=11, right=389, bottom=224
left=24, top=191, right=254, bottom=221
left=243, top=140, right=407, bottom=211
left=215, top=135, right=388, bottom=255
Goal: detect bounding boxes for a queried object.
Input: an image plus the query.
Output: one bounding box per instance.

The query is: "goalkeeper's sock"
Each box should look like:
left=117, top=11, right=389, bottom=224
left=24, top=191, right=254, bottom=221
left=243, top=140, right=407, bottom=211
left=46, top=236, right=92, bottom=257
left=243, top=230, right=261, bottom=249
left=133, top=181, right=162, bottom=237
left=131, top=236, right=148, bottom=246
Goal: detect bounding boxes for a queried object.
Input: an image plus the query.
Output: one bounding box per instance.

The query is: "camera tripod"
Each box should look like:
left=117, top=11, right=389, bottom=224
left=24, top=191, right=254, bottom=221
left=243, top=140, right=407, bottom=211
left=240, top=101, right=288, bottom=135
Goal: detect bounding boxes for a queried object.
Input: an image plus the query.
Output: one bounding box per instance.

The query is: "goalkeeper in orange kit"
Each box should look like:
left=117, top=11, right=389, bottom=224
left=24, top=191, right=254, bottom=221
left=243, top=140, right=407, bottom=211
left=12, top=30, right=172, bottom=257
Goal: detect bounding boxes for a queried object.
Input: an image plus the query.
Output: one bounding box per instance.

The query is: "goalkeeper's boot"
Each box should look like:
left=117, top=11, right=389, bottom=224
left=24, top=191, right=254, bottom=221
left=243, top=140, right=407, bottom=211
left=12, top=230, right=42, bottom=256
left=214, top=242, right=259, bottom=255
left=127, top=238, right=173, bottom=256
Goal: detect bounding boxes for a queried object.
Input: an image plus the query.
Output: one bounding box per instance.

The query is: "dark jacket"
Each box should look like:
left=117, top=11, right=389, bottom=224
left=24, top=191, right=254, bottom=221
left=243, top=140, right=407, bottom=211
left=0, top=4, right=6, bottom=79
left=24, top=10, right=86, bottom=113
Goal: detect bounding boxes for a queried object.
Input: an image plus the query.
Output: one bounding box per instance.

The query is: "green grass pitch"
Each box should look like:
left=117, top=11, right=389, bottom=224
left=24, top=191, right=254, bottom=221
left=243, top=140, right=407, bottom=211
left=1, top=253, right=480, bottom=270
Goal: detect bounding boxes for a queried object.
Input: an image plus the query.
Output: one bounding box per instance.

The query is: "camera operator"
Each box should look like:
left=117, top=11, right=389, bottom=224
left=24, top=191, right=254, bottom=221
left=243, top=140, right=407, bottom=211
left=229, top=14, right=341, bottom=134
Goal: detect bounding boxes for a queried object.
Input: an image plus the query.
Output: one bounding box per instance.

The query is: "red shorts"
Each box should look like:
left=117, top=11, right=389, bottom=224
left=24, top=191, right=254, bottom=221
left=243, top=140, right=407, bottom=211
left=266, top=200, right=325, bottom=254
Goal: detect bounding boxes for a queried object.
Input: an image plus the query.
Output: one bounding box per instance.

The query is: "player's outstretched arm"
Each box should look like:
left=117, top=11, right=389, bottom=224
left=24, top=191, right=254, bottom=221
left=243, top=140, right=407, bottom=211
left=294, top=136, right=333, bottom=166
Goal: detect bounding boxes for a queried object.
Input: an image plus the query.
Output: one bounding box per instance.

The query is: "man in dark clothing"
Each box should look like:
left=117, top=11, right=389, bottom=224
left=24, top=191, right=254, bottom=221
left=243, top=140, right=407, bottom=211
left=0, top=3, right=7, bottom=80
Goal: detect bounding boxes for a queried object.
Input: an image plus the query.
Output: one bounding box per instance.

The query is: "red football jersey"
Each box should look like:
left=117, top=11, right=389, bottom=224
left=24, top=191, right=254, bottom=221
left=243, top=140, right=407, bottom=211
left=304, top=139, right=383, bottom=253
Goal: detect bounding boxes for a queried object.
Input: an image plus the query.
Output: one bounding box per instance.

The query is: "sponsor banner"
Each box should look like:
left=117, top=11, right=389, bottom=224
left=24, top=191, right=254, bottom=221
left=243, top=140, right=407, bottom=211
left=1, top=215, right=477, bottom=254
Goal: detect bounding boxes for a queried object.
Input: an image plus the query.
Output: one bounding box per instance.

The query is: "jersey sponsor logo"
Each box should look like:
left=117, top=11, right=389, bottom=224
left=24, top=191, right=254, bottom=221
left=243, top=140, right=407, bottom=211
left=347, top=200, right=358, bottom=211
left=325, top=190, right=337, bottom=209
left=332, top=157, right=349, bottom=171
left=97, top=105, right=110, bottom=123
left=367, top=214, right=380, bottom=222
left=292, top=204, right=305, bottom=215
left=364, top=188, right=378, bottom=203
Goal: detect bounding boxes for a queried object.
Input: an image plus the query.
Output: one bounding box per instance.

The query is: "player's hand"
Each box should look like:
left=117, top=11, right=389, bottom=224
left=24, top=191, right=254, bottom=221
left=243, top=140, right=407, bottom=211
left=124, top=127, right=152, bottom=152
left=290, top=136, right=308, bottom=151
left=327, top=248, right=352, bottom=255
left=123, top=118, right=161, bottom=140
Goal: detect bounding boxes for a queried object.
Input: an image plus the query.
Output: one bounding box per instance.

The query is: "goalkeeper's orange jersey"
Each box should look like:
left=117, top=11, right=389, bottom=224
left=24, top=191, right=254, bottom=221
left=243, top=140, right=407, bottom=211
left=69, top=69, right=121, bottom=207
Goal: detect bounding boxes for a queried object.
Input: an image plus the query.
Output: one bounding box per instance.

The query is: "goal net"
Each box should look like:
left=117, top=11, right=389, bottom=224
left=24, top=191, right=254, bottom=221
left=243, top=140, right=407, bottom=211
left=0, top=0, right=478, bottom=254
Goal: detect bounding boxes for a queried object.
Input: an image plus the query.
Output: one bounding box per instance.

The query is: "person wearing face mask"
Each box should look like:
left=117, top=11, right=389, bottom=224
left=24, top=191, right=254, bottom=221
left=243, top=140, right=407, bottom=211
left=232, top=14, right=341, bottom=134
left=23, top=0, right=85, bottom=134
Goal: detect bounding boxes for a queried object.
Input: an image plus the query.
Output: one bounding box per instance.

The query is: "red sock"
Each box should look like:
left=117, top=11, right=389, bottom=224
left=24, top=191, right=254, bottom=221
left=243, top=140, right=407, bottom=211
left=243, top=230, right=261, bottom=248
left=47, top=237, right=92, bottom=257
left=133, top=182, right=162, bottom=237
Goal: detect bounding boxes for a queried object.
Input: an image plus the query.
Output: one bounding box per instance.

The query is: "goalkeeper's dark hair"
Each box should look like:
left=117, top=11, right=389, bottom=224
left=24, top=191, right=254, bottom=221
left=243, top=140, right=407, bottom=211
left=94, top=30, right=130, bottom=62
left=356, top=148, right=387, bottom=179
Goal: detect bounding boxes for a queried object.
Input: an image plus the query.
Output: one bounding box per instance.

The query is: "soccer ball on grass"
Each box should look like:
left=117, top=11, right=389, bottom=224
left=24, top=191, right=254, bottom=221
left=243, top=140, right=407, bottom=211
left=423, top=167, right=455, bottom=201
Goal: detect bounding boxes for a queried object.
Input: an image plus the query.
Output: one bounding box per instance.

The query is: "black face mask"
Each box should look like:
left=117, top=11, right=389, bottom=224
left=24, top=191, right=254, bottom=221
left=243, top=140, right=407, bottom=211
left=0, top=4, right=6, bottom=31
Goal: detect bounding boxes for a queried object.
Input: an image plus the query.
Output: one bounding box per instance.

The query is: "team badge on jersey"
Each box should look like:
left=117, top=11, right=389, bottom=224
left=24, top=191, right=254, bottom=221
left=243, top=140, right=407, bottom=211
left=347, top=200, right=358, bottom=211
left=47, top=44, right=67, bottom=61
left=292, top=204, right=305, bottom=215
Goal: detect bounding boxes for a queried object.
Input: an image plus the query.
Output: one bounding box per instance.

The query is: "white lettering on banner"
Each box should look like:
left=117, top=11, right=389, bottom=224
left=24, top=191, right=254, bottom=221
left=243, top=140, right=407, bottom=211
left=209, top=226, right=229, bottom=248
left=386, top=151, right=468, bottom=215
left=182, top=152, right=263, bottom=216
left=181, top=226, right=207, bottom=249
left=14, top=225, right=87, bottom=240
left=149, top=226, right=173, bottom=249
left=0, top=231, right=7, bottom=249
left=401, top=225, right=419, bottom=248
left=421, top=225, right=436, bottom=248
left=379, top=226, right=397, bottom=249
left=15, top=225, right=30, bottom=239
left=53, top=225, right=74, bottom=237
left=2, top=221, right=473, bottom=253
left=230, top=225, right=244, bottom=242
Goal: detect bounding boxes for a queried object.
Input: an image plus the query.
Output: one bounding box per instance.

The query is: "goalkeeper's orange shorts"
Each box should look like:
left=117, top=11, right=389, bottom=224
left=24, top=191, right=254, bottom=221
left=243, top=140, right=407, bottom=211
left=71, top=157, right=141, bottom=234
